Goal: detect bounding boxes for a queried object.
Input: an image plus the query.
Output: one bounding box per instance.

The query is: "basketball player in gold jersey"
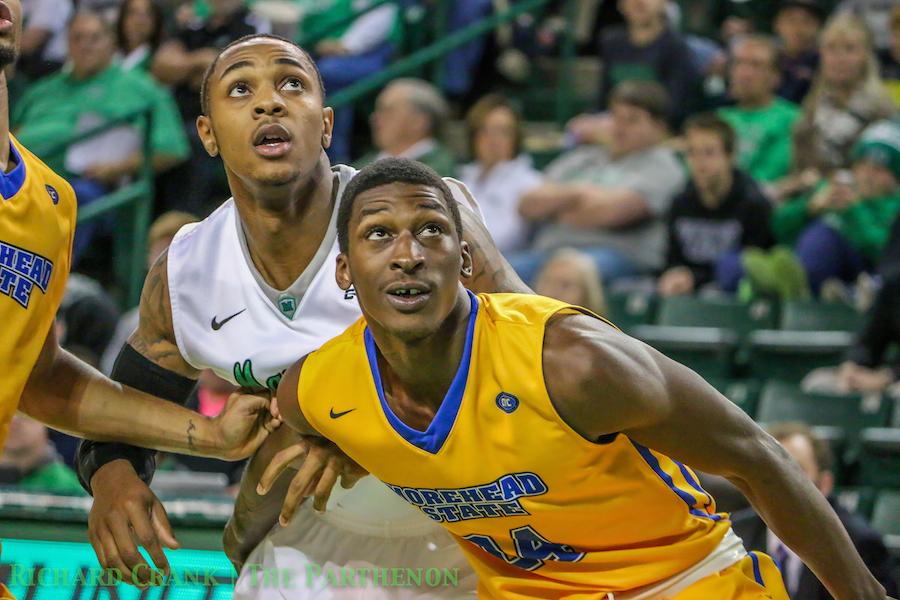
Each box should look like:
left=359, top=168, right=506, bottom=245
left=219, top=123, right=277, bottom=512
left=269, top=158, right=892, bottom=600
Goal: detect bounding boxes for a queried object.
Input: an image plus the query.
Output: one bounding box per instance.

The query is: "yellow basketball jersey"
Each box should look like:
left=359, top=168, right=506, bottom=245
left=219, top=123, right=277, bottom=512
left=0, top=135, right=76, bottom=449
left=299, top=292, right=732, bottom=598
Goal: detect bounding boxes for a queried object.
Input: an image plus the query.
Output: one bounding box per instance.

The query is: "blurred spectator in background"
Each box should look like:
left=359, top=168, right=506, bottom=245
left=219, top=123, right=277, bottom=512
left=774, top=0, right=824, bottom=104
left=13, top=11, right=189, bottom=262
left=152, top=0, right=267, bottom=214
left=58, top=273, right=121, bottom=365
left=356, top=78, right=457, bottom=176
left=774, top=120, right=900, bottom=295
left=732, top=423, right=898, bottom=599
left=793, top=14, right=896, bottom=176
left=115, top=0, right=166, bottom=72
left=880, top=5, right=900, bottom=105
left=514, top=81, right=684, bottom=284
left=533, top=247, right=607, bottom=315
left=568, top=0, right=700, bottom=144
left=658, top=113, right=773, bottom=297
left=719, top=35, right=801, bottom=185
left=18, top=0, right=73, bottom=80
left=837, top=0, right=896, bottom=51
left=101, top=210, right=198, bottom=374
left=0, top=415, right=83, bottom=495
left=310, top=0, right=401, bottom=164
left=442, top=0, right=492, bottom=101
left=459, top=94, right=542, bottom=254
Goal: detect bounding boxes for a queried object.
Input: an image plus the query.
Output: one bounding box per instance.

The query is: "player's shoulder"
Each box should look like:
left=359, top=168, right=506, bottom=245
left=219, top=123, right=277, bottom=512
left=11, top=136, right=76, bottom=207
left=304, top=317, right=367, bottom=369
left=167, top=198, right=233, bottom=251
left=478, top=292, right=589, bottom=326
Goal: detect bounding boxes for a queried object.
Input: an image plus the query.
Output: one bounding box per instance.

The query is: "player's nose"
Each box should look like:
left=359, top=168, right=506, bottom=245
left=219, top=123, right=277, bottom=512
left=390, top=231, right=425, bottom=273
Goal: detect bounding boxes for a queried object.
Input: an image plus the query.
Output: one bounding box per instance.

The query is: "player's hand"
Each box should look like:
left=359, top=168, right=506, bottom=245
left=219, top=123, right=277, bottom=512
left=212, top=390, right=282, bottom=461
left=88, top=460, right=180, bottom=586
left=256, top=436, right=368, bottom=526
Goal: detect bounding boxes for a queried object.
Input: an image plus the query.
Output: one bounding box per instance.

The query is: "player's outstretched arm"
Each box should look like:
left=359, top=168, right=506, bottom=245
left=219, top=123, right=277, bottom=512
left=542, top=314, right=888, bottom=600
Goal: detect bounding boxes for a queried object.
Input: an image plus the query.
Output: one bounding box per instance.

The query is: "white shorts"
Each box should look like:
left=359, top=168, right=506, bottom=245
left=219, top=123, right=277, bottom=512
left=233, top=480, right=477, bottom=599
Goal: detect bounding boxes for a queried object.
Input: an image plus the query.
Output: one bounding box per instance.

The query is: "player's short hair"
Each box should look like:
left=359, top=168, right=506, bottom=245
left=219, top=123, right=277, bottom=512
left=608, top=80, right=671, bottom=124
left=767, top=422, right=835, bottom=473
left=200, top=34, right=325, bottom=117
left=683, top=112, right=737, bottom=156
left=337, top=158, right=463, bottom=254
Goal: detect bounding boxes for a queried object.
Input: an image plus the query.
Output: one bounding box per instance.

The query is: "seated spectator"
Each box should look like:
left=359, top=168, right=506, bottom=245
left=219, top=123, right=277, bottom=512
left=13, top=11, right=189, bottom=261
left=513, top=81, right=685, bottom=284
left=458, top=94, right=542, bottom=254
left=115, top=0, right=166, bottom=72
left=59, top=273, right=121, bottom=364
left=18, top=0, right=72, bottom=80
left=533, top=248, right=607, bottom=316
left=658, top=113, right=773, bottom=297
left=880, top=5, right=900, bottom=105
left=732, top=423, right=898, bottom=599
left=0, top=414, right=84, bottom=495
left=774, top=0, right=824, bottom=104
left=356, top=78, right=457, bottom=176
left=152, top=0, right=267, bottom=214
left=101, top=210, right=199, bottom=374
left=793, top=13, right=896, bottom=176
left=837, top=0, right=896, bottom=51
left=774, top=120, right=900, bottom=294
left=719, top=35, right=802, bottom=185
left=568, top=0, right=701, bottom=142
left=308, top=0, right=400, bottom=164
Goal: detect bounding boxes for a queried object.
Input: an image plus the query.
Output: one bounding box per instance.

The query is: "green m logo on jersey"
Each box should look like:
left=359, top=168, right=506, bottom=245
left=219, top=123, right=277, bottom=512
left=233, top=359, right=284, bottom=392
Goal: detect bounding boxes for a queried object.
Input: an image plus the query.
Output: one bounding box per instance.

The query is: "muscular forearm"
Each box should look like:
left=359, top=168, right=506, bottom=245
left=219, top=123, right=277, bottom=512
left=732, top=440, right=885, bottom=600
left=21, top=348, right=222, bottom=457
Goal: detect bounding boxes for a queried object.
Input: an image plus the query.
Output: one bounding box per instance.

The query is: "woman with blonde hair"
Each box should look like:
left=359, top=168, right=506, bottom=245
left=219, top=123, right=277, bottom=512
left=793, top=13, right=896, bottom=175
left=534, top=247, right=608, bottom=315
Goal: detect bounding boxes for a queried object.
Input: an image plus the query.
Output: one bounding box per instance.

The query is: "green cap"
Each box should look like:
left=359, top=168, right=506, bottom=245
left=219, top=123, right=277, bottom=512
left=852, top=120, right=900, bottom=181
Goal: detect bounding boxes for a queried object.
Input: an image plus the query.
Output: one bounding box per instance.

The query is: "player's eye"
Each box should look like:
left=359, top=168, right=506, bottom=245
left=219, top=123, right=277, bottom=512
left=419, top=224, right=444, bottom=238
left=281, top=78, right=303, bottom=92
left=229, top=82, right=251, bottom=97
left=365, top=227, right=391, bottom=241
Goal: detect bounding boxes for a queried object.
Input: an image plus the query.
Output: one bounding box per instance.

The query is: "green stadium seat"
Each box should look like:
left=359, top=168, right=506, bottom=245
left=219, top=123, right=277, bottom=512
left=756, top=382, right=892, bottom=439
left=632, top=325, right=738, bottom=380
left=834, top=486, right=878, bottom=519
left=871, top=490, right=900, bottom=555
left=747, top=330, right=854, bottom=382
left=857, top=428, right=900, bottom=490
left=606, top=291, right=656, bottom=333
left=655, top=296, right=776, bottom=339
left=780, top=300, right=864, bottom=332
left=707, top=378, right=762, bottom=417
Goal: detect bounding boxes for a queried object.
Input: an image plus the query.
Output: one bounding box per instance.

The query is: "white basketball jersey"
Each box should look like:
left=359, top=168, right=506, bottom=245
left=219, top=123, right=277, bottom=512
left=166, top=164, right=485, bottom=533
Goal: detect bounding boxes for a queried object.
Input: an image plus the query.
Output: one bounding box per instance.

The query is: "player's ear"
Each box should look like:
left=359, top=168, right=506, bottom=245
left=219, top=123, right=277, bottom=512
left=335, top=253, right=352, bottom=291
left=321, top=107, right=335, bottom=149
left=196, top=115, right=219, bottom=157
left=460, top=241, right=473, bottom=279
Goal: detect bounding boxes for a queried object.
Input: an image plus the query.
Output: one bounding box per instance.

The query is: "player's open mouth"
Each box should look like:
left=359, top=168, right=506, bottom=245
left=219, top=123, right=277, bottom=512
left=0, top=2, right=13, bottom=32
left=385, top=282, right=432, bottom=311
left=253, top=123, right=293, bottom=158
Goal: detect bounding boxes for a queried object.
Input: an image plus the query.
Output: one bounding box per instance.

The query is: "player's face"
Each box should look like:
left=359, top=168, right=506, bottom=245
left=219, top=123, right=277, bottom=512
left=197, top=39, right=333, bottom=188
left=337, top=182, right=472, bottom=342
left=0, top=0, right=23, bottom=69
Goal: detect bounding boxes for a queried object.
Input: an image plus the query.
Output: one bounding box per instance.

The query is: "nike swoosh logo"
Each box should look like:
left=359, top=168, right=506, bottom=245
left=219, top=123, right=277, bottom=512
left=211, top=309, right=246, bottom=331
left=329, top=407, right=356, bottom=419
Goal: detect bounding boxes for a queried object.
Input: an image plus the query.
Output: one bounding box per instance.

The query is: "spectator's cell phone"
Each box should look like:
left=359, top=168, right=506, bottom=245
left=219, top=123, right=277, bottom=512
left=833, top=169, right=855, bottom=187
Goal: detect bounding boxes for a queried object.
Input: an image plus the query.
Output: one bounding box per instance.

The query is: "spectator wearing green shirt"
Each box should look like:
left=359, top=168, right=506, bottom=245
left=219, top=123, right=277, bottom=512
left=719, top=35, right=801, bottom=186
left=0, top=415, right=84, bottom=496
left=13, top=10, right=189, bottom=260
left=773, top=120, right=900, bottom=294
left=356, top=79, right=457, bottom=177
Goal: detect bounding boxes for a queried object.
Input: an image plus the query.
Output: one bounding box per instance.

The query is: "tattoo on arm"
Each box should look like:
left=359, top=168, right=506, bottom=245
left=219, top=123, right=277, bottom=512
left=128, top=250, right=200, bottom=378
left=187, top=419, right=197, bottom=452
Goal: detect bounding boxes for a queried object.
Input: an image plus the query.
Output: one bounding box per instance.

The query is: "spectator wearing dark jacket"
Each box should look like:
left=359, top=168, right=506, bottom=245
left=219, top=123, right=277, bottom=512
left=732, top=423, right=898, bottom=599
left=658, top=113, right=773, bottom=297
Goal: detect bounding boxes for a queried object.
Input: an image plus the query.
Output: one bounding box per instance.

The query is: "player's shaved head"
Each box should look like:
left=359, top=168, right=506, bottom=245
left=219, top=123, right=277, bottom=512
left=200, top=33, right=325, bottom=116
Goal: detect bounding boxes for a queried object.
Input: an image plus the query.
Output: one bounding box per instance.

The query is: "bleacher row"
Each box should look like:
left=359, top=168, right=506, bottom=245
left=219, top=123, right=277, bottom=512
left=607, top=292, right=900, bottom=553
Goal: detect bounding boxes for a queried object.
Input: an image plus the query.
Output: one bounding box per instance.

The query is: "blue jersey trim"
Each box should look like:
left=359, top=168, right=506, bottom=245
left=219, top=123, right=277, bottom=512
left=749, top=551, right=764, bottom=586
left=364, top=291, right=478, bottom=454
left=676, top=462, right=713, bottom=508
left=0, top=141, right=27, bottom=201
left=631, top=441, right=722, bottom=521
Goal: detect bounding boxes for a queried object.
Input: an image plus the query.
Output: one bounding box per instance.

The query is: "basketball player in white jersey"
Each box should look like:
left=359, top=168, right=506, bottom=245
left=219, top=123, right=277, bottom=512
left=75, top=34, right=526, bottom=598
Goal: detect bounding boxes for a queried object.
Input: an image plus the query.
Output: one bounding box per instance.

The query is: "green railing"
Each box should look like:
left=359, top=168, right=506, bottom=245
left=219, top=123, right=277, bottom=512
left=35, top=106, right=155, bottom=308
